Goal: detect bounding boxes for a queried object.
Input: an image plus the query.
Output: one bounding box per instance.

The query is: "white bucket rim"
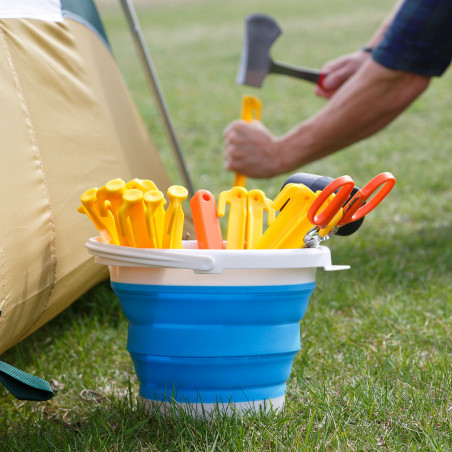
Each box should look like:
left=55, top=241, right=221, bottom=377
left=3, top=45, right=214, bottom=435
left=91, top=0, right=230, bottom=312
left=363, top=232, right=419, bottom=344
left=85, top=237, right=349, bottom=274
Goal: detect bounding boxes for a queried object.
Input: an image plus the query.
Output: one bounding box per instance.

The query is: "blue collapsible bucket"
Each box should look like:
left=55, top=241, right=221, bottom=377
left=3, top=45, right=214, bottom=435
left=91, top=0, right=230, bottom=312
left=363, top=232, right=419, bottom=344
left=86, top=238, right=348, bottom=415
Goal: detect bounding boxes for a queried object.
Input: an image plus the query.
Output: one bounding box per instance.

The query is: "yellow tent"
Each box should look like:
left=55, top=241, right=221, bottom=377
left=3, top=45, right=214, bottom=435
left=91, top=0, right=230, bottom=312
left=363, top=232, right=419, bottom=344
left=0, top=1, right=193, bottom=354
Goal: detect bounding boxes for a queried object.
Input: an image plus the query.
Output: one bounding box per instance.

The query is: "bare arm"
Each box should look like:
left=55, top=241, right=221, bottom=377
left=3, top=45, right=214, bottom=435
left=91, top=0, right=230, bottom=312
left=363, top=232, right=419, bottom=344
left=224, top=60, right=430, bottom=178
left=279, top=60, right=430, bottom=169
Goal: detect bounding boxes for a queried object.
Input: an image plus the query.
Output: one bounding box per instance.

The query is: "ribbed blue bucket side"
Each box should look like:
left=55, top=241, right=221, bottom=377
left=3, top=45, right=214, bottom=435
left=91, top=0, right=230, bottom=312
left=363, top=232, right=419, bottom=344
left=111, top=282, right=315, bottom=404
left=133, top=353, right=295, bottom=403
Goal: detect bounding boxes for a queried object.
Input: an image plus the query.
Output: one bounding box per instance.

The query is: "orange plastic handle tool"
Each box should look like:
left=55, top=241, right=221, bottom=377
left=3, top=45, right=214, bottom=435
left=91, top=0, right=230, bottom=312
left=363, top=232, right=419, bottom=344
left=307, top=176, right=355, bottom=228
left=190, top=190, right=224, bottom=249
left=233, top=95, right=262, bottom=188
left=339, top=172, right=396, bottom=225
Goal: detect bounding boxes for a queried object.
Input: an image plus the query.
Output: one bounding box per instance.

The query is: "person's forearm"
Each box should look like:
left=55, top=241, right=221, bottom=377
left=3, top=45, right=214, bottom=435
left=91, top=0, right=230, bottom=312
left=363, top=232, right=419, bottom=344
left=278, top=60, right=430, bottom=170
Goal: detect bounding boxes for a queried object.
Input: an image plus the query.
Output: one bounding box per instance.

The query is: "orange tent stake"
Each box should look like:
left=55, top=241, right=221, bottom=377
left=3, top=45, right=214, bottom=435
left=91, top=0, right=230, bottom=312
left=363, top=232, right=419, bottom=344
left=190, top=190, right=224, bottom=249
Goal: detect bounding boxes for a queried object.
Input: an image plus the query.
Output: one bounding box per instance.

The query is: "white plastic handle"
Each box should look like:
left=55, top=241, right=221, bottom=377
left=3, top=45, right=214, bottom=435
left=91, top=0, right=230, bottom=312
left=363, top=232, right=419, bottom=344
left=85, top=238, right=215, bottom=272
left=85, top=237, right=349, bottom=274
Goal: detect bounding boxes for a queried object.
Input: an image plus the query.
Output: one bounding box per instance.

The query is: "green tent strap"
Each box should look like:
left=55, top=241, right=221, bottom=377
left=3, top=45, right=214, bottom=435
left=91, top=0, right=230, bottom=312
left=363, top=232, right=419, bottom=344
left=0, top=361, right=54, bottom=401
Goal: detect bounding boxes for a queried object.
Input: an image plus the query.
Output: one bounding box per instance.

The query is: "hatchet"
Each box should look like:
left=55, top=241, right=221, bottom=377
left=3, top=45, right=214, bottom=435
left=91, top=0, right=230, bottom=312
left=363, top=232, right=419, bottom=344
left=236, top=14, right=326, bottom=88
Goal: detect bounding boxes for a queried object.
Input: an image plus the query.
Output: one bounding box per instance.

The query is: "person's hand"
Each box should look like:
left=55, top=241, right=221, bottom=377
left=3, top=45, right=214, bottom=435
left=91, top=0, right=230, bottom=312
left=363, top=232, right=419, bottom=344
left=223, top=120, right=283, bottom=178
left=315, top=50, right=372, bottom=99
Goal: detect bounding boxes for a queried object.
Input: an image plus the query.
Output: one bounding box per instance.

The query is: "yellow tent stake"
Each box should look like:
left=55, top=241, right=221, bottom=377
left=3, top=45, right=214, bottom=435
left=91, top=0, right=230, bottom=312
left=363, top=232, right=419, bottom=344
left=217, top=186, right=248, bottom=249
left=144, top=189, right=166, bottom=248
left=96, top=178, right=129, bottom=246
left=246, top=189, right=275, bottom=249
left=162, top=185, right=188, bottom=249
left=254, top=184, right=316, bottom=249
left=233, top=95, right=262, bottom=188
left=79, top=187, right=119, bottom=245
left=118, top=189, right=150, bottom=248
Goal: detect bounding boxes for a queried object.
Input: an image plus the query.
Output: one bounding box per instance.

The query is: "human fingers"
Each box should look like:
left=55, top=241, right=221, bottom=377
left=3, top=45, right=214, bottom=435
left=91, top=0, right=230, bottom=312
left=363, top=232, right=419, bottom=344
left=224, top=123, right=281, bottom=178
left=223, top=119, right=244, bottom=138
left=317, top=51, right=372, bottom=98
left=316, top=61, right=364, bottom=98
left=314, top=84, right=335, bottom=99
left=320, top=53, right=359, bottom=75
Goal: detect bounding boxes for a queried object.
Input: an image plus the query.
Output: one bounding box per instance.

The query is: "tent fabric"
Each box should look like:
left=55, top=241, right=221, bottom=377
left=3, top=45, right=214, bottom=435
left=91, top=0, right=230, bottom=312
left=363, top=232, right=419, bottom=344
left=0, top=14, right=193, bottom=354
left=61, top=0, right=110, bottom=49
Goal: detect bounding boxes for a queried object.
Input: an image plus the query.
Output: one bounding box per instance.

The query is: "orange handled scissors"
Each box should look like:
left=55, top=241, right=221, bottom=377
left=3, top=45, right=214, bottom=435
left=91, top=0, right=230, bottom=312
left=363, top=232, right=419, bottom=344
left=304, top=172, right=396, bottom=247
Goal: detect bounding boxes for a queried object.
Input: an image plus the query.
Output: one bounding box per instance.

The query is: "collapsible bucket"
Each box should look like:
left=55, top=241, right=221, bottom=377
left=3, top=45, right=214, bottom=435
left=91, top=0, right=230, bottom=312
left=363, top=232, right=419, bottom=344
left=86, top=237, right=348, bottom=415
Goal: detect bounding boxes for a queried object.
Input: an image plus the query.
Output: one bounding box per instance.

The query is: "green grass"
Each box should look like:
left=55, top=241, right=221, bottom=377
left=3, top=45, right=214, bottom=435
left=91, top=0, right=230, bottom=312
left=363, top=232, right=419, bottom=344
left=1, top=0, right=452, bottom=450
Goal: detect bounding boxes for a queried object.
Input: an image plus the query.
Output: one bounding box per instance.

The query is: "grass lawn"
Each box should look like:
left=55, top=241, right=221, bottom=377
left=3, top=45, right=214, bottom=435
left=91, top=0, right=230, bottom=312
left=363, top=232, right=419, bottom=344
left=1, top=0, right=452, bottom=450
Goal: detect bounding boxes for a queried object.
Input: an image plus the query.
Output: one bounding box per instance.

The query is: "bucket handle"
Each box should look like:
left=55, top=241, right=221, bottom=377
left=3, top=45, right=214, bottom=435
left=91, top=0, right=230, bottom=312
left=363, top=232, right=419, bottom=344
left=85, top=238, right=216, bottom=272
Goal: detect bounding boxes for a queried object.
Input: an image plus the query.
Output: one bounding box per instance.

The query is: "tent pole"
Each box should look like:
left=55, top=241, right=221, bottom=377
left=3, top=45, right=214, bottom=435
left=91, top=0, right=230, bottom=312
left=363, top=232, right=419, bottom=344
left=118, top=0, right=194, bottom=197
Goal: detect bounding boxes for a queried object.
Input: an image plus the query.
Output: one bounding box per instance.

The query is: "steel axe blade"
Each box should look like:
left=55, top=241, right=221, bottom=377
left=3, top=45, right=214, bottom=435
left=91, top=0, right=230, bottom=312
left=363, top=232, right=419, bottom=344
left=236, top=14, right=325, bottom=88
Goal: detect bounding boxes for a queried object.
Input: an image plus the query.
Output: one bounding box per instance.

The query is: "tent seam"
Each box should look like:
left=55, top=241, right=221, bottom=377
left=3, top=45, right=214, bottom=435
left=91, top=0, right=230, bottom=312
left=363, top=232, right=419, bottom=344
left=0, top=24, right=58, bottom=332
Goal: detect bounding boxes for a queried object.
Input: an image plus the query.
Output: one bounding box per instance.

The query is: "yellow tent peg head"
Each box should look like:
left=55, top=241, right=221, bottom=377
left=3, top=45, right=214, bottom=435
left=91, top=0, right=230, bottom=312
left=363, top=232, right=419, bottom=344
left=241, top=95, right=262, bottom=122
left=123, top=188, right=144, bottom=203
left=167, top=185, right=189, bottom=199
left=126, top=178, right=157, bottom=193
left=105, top=178, right=126, bottom=193
left=80, top=187, right=98, bottom=205
left=96, top=179, right=126, bottom=217
left=144, top=189, right=166, bottom=205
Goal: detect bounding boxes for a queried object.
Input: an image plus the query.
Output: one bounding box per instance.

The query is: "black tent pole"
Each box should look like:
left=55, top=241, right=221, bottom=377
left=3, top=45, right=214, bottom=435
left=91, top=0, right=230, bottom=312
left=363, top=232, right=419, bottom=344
left=118, top=0, right=194, bottom=197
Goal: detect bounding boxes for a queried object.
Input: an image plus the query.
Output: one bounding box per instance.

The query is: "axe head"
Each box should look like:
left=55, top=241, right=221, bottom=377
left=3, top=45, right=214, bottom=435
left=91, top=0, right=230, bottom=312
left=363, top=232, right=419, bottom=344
left=236, top=14, right=282, bottom=88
